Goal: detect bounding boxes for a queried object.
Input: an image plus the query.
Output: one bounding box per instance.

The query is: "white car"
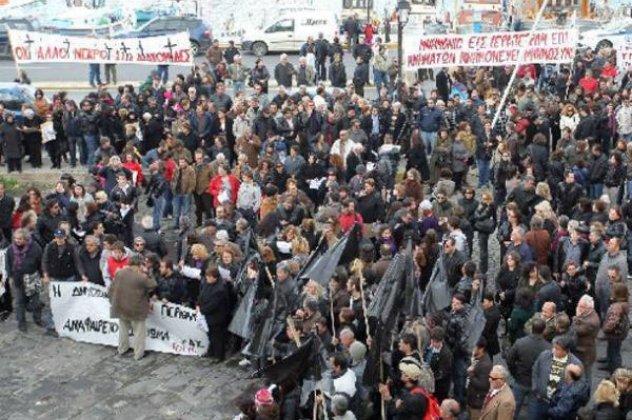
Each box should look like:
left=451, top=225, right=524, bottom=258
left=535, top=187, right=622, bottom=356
left=579, top=18, right=632, bottom=51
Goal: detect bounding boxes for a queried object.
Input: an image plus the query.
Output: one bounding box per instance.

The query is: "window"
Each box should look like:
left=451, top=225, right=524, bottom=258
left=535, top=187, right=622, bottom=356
left=266, top=19, right=294, bottom=33
left=145, top=20, right=167, bottom=31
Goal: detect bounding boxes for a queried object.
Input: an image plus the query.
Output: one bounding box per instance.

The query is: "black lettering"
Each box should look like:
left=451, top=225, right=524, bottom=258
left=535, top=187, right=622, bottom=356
left=52, top=284, right=61, bottom=298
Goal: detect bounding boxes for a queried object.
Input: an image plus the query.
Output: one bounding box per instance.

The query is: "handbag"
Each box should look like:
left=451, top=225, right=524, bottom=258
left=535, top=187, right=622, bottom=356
left=23, top=272, right=41, bottom=297
left=474, top=218, right=495, bottom=234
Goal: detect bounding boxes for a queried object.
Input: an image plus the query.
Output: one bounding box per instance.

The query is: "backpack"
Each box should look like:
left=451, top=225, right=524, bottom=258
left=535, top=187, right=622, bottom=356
left=409, top=387, right=441, bottom=420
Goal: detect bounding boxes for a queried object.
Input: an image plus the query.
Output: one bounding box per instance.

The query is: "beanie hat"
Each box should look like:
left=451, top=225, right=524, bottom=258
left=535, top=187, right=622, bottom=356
left=398, top=356, right=423, bottom=381
left=349, top=341, right=367, bottom=363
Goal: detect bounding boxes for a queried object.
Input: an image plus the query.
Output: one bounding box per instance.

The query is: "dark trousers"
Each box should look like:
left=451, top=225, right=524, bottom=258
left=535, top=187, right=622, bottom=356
left=7, top=158, right=22, bottom=173
left=12, top=280, right=42, bottom=328
left=607, top=339, right=623, bottom=374
left=354, top=82, right=364, bottom=97
left=0, top=277, right=11, bottom=314
left=206, top=321, right=227, bottom=360
left=193, top=192, right=213, bottom=225
left=28, top=139, right=42, bottom=167
left=315, top=60, right=326, bottom=81
left=478, top=232, right=490, bottom=274
left=67, top=136, right=81, bottom=166
left=45, top=140, right=61, bottom=168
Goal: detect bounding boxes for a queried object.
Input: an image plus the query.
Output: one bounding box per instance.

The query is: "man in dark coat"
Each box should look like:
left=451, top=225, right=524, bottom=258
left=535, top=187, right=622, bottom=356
left=423, top=326, right=453, bottom=401
left=0, top=182, right=15, bottom=241
left=0, top=113, right=24, bottom=173
left=197, top=265, right=231, bottom=362
left=77, top=235, right=104, bottom=285
left=273, top=54, right=295, bottom=89
left=481, top=292, right=501, bottom=358
left=353, top=56, right=369, bottom=97
left=506, top=318, right=550, bottom=418
left=329, top=54, right=347, bottom=88
left=466, top=337, right=493, bottom=420
left=435, top=68, right=451, bottom=102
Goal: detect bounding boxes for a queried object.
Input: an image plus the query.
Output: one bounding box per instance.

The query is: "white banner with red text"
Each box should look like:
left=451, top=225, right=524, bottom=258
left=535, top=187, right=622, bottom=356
left=404, top=29, right=578, bottom=70
left=8, top=30, right=193, bottom=65
left=50, top=281, right=208, bottom=356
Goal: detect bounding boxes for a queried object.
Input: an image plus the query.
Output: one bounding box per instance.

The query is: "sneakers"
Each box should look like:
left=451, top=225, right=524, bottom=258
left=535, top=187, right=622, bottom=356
left=238, top=358, right=251, bottom=367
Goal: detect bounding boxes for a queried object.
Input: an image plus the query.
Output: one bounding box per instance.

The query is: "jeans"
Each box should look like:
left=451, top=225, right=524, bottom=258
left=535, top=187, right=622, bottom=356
left=596, top=283, right=610, bottom=321
left=526, top=395, right=549, bottom=420
left=84, top=134, right=98, bottom=166
left=373, top=69, right=387, bottom=92
left=163, top=186, right=174, bottom=218
left=421, top=131, right=438, bottom=155
left=590, top=182, right=604, bottom=199
left=512, top=382, right=532, bottom=420
left=104, top=63, right=117, bottom=84
left=452, top=356, right=467, bottom=406
left=173, top=194, right=191, bottom=228
left=233, top=80, right=245, bottom=94
left=152, top=195, right=164, bottom=231
left=156, top=65, right=169, bottom=85
left=67, top=136, right=81, bottom=166
left=607, top=339, right=623, bottom=373
left=88, top=63, right=101, bottom=86
left=477, top=158, right=491, bottom=187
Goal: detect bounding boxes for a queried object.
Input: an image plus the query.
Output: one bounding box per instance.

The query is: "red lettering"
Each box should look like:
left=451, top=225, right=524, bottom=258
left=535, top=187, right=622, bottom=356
left=13, top=46, right=29, bottom=60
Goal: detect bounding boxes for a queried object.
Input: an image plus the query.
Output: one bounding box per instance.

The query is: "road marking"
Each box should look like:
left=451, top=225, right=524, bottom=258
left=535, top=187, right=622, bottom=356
left=0, top=65, right=51, bottom=70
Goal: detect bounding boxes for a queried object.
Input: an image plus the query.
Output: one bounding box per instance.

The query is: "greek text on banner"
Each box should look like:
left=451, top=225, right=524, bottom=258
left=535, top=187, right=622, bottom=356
left=49, top=281, right=209, bottom=356
left=404, top=29, right=578, bottom=70
left=8, top=30, right=193, bottom=66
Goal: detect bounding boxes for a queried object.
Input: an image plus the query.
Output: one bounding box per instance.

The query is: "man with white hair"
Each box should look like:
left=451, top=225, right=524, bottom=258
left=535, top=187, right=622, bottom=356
left=227, top=54, right=248, bottom=93
left=479, top=365, right=515, bottom=420
left=506, top=226, right=534, bottom=263
left=296, top=56, right=315, bottom=87
left=274, top=53, right=295, bottom=89
left=572, top=294, right=600, bottom=384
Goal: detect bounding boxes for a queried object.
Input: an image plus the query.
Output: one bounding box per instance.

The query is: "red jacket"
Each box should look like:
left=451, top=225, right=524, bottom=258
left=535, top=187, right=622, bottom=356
left=107, top=256, right=129, bottom=282
left=339, top=212, right=363, bottom=233
left=162, top=159, right=176, bottom=182
left=123, top=161, right=144, bottom=186
left=208, top=175, right=241, bottom=208
left=579, top=77, right=598, bottom=94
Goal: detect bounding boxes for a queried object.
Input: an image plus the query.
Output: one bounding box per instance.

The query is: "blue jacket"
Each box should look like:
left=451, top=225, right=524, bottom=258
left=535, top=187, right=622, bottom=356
left=532, top=350, right=583, bottom=399
left=417, top=106, right=443, bottom=133
left=547, top=379, right=590, bottom=419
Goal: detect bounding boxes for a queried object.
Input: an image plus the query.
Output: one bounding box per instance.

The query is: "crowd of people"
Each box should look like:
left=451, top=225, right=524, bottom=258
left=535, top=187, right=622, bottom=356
left=0, top=29, right=631, bottom=420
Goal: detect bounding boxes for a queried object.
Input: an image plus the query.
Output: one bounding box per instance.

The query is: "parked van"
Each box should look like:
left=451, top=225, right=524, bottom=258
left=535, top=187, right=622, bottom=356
left=241, top=12, right=339, bottom=56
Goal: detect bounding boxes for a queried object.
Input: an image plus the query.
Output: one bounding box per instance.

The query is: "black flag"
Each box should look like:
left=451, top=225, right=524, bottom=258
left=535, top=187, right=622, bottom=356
left=257, top=336, right=320, bottom=393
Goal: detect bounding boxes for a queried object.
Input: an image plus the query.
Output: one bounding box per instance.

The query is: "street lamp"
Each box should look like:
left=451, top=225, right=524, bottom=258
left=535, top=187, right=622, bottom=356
left=397, top=0, right=411, bottom=96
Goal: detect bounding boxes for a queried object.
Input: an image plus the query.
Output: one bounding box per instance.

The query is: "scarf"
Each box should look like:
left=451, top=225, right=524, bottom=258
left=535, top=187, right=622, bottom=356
left=11, top=239, right=31, bottom=273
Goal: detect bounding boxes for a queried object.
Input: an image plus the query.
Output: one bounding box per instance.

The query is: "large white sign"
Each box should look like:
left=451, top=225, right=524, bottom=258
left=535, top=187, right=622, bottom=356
left=615, top=36, right=632, bottom=72
left=50, top=281, right=208, bottom=356
left=8, top=30, right=194, bottom=65
left=404, top=29, right=578, bottom=70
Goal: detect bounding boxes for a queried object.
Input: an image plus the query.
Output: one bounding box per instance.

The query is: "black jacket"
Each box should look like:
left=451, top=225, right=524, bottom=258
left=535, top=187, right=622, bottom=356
left=0, top=194, right=15, bottom=230
left=446, top=307, right=469, bottom=358
left=423, top=343, right=453, bottom=399
left=78, top=246, right=104, bottom=285
left=141, top=229, right=168, bottom=257
left=588, top=153, right=608, bottom=183
left=483, top=305, right=501, bottom=356
left=557, top=182, right=584, bottom=217
left=329, top=62, right=347, bottom=88
left=197, top=280, right=230, bottom=325
left=466, top=352, right=492, bottom=409
left=6, top=240, right=42, bottom=287
left=357, top=191, right=383, bottom=224
left=156, top=271, right=187, bottom=305
left=506, top=334, right=550, bottom=387
left=353, top=62, right=369, bottom=86
left=43, top=241, right=79, bottom=279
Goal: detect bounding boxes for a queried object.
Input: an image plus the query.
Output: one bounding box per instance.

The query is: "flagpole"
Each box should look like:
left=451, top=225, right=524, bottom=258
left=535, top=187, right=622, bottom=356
left=354, top=259, right=371, bottom=341
left=490, top=0, right=551, bottom=129
left=329, top=288, right=336, bottom=337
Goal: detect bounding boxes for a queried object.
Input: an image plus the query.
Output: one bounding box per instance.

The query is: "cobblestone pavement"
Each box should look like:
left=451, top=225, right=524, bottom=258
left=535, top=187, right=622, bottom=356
left=0, top=321, right=259, bottom=419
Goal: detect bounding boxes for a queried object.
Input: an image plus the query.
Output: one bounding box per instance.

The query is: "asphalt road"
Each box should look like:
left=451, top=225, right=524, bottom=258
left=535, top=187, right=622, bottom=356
left=0, top=51, right=360, bottom=85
